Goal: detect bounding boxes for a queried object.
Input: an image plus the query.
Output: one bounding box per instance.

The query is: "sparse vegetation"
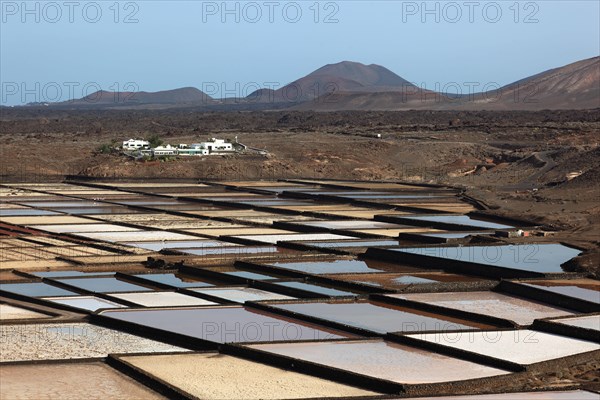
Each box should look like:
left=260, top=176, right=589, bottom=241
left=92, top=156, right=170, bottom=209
left=148, top=134, right=163, bottom=148
left=95, top=139, right=119, bottom=154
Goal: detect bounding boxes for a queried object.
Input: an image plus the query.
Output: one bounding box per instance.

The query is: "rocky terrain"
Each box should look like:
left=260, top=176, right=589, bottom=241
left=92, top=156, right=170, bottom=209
left=1, top=108, right=598, bottom=275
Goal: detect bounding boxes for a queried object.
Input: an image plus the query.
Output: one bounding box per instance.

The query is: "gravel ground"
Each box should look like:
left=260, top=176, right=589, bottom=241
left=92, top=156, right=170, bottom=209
left=0, top=322, right=187, bottom=362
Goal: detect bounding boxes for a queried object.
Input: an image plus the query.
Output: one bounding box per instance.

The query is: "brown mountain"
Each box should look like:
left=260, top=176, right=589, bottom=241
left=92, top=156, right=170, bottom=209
left=250, top=61, right=420, bottom=103
left=296, top=57, right=600, bottom=111
left=246, top=88, right=277, bottom=102
left=36, top=57, right=599, bottom=111
left=487, top=56, right=600, bottom=110
left=65, top=87, right=214, bottom=107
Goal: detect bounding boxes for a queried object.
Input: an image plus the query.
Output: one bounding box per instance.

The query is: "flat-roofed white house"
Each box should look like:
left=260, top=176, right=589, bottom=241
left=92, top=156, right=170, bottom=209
left=177, top=139, right=234, bottom=155
left=203, top=138, right=234, bottom=153
left=152, top=144, right=178, bottom=156
left=122, top=139, right=150, bottom=150
left=178, top=144, right=209, bottom=156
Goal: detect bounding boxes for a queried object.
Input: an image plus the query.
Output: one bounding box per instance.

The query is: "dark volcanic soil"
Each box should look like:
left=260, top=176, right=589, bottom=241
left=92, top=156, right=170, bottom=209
left=1, top=108, right=599, bottom=274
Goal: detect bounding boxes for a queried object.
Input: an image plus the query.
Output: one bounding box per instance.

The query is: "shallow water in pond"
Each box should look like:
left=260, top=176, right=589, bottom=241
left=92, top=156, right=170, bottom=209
left=391, top=275, right=438, bottom=284
left=100, top=306, right=354, bottom=343
left=130, top=273, right=215, bottom=288
left=394, top=244, right=582, bottom=273
left=270, top=260, right=384, bottom=274
left=521, top=282, right=599, bottom=304
left=400, top=215, right=514, bottom=229
left=55, top=277, right=152, bottom=293
left=272, top=301, right=490, bottom=333
left=270, top=259, right=421, bottom=275
left=221, top=270, right=280, bottom=281
left=274, top=282, right=357, bottom=297
left=1, top=282, right=78, bottom=297
left=189, top=287, right=294, bottom=303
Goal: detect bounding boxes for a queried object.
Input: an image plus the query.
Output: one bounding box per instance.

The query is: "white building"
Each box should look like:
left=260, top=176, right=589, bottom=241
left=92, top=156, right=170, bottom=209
left=175, top=144, right=208, bottom=156
left=122, top=139, right=150, bottom=150
left=152, top=144, right=178, bottom=156
left=202, top=138, right=234, bottom=153
left=122, top=137, right=235, bottom=157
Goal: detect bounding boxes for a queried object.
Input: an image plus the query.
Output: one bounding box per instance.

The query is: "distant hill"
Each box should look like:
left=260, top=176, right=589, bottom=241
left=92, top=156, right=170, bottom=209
left=488, top=56, right=600, bottom=110
left=21, top=57, right=600, bottom=111
left=296, top=57, right=600, bottom=111
left=246, top=88, right=277, bottom=103
left=58, top=87, right=214, bottom=108
left=262, top=61, right=421, bottom=103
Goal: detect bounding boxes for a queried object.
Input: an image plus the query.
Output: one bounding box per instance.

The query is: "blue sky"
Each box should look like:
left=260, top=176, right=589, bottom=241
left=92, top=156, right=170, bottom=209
left=1, top=1, right=599, bottom=104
